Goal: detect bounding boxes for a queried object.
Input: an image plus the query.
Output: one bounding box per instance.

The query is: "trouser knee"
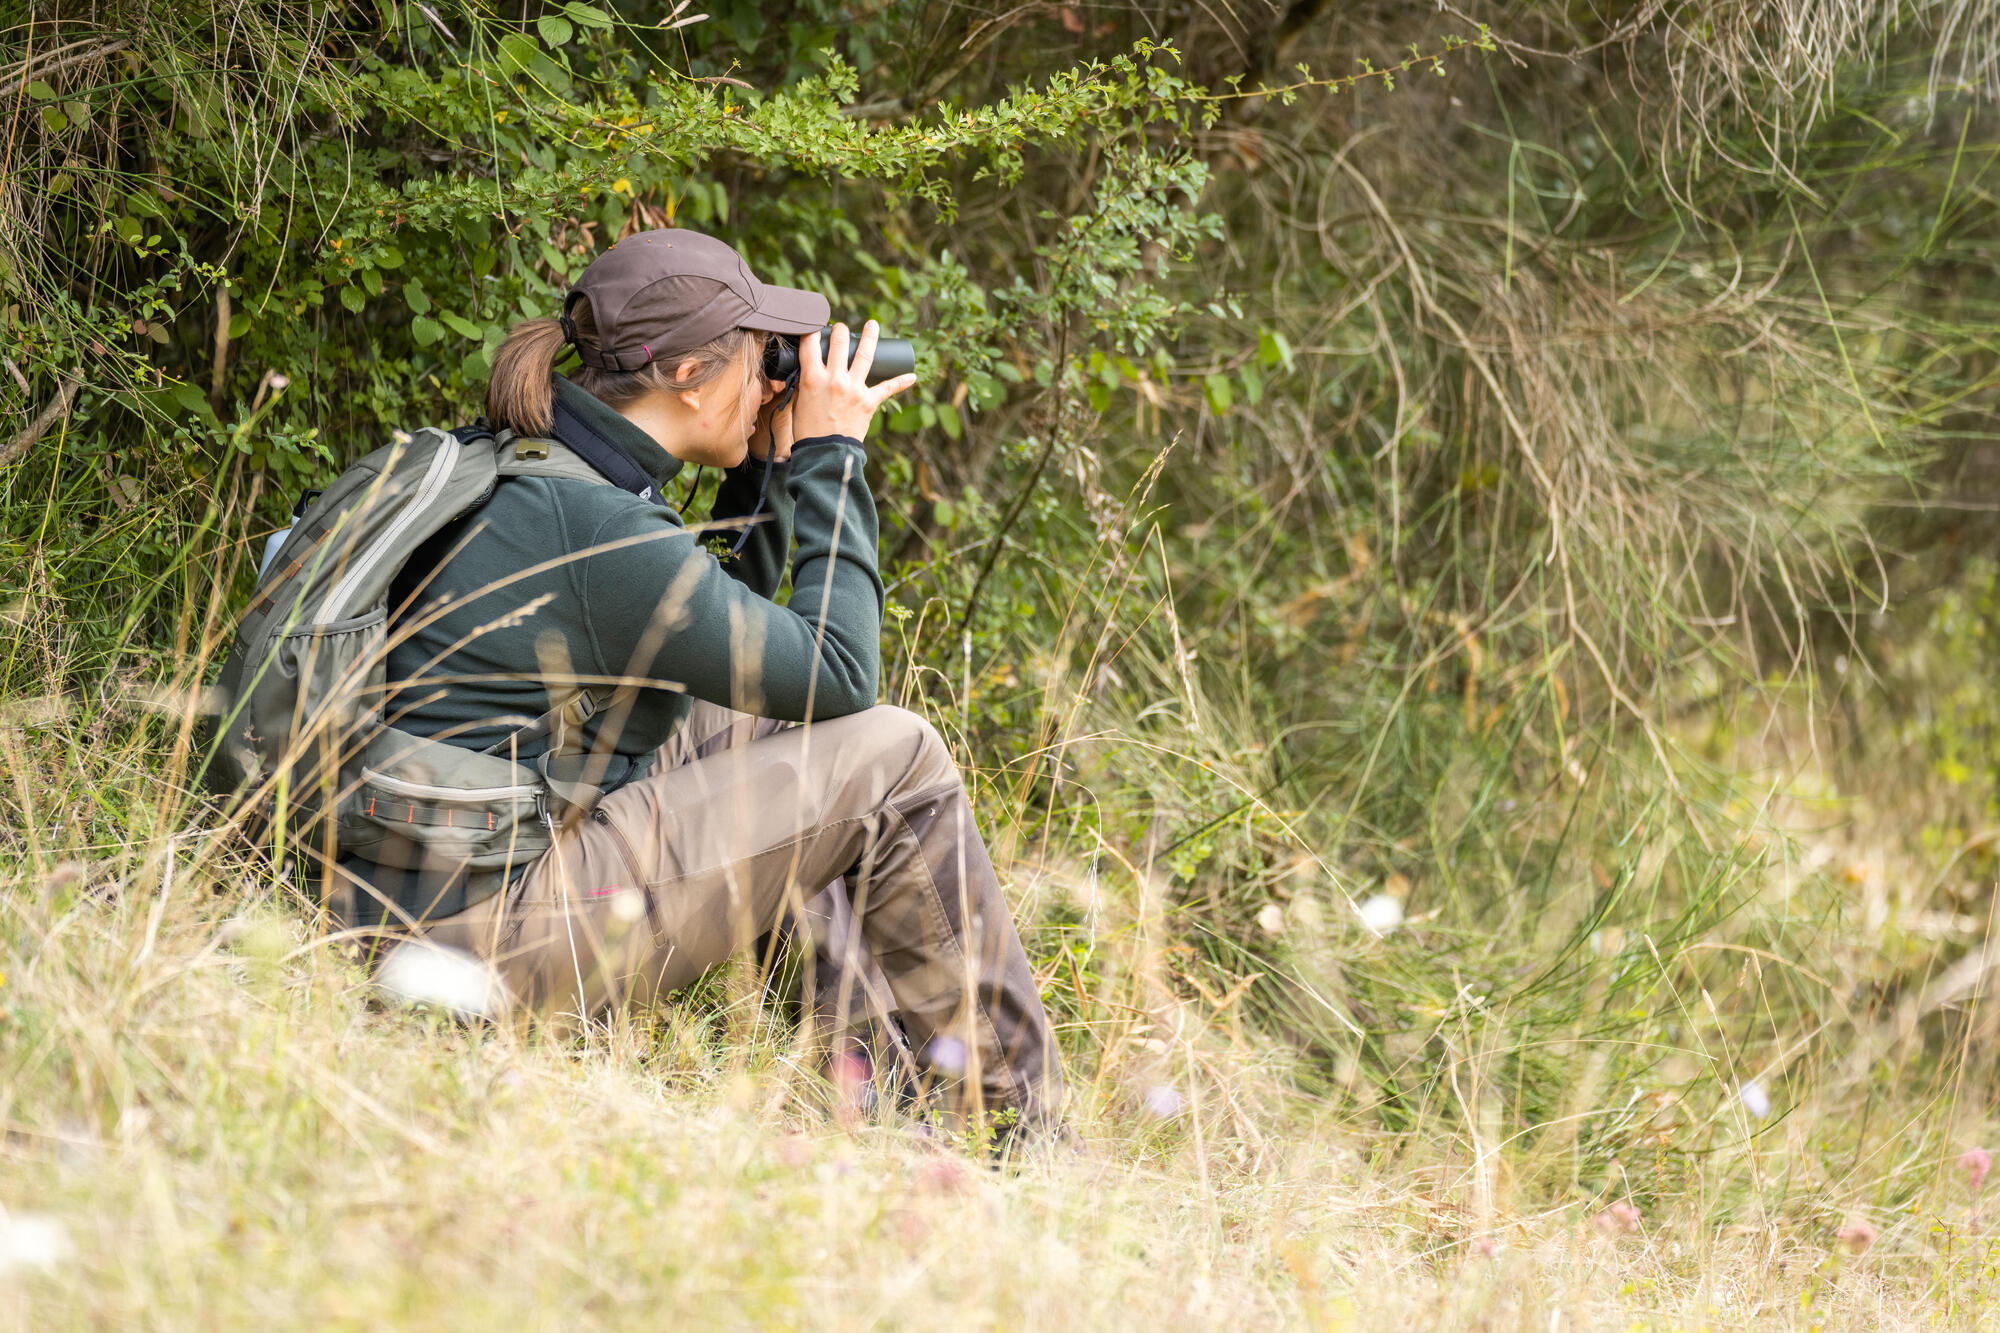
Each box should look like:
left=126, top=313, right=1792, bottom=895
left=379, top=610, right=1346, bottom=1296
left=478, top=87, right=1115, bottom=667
left=850, top=704, right=958, bottom=798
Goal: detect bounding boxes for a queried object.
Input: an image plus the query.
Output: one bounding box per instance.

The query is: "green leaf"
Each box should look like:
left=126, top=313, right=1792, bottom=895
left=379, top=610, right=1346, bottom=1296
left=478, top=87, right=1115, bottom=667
left=227, top=311, right=254, bottom=338
left=496, top=32, right=542, bottom=75
left=373, top=245, right=404, bottom=270
left=404, top=280, right=431, bottom=315
left=340, top=284, right=367, bottom=314
left=359, top=266, right=384, bottom=296
left=932, top=497, right=957, bottom=528
left=440, top=311, right=480, bottom=339
left=411, top=316, right=444, bottom=347
left=936, top=402, right=963, bottom=440
left=563, top=2, right=614, bottom=28
left=537, top=14, right=573, bottom=47
left=1257, top=328, right=1294, bottom=371
left=1203, top=372, right=1234, bottom=413
left=25, top=79, right=55, bottom=100
left=169, top=382, right=211, bottom=418
left=1239, top=362, right=1263, bottom=405
left=39, top=105, right=68, bottom=132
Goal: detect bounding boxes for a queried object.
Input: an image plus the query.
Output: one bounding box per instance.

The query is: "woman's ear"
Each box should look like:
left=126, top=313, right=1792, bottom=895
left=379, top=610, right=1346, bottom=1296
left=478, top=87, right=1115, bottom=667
left=673, top=357, right=702, bottom=410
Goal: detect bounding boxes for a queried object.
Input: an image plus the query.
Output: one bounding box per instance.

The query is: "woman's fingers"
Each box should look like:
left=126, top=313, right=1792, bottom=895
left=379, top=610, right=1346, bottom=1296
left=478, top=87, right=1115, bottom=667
left=848, top=320, right=880, bottom=383
left=799, top=329, right=826, bottom=387
left=867, top=373, right=919, bottom=410
left=791, top=322, right=914, bottom=442
left=826, top=322, right=851, bottom=380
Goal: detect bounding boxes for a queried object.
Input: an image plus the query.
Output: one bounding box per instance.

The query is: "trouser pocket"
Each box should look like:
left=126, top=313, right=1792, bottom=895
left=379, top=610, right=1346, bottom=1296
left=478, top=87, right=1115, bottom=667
left=589, top=806, right=665, bottom=949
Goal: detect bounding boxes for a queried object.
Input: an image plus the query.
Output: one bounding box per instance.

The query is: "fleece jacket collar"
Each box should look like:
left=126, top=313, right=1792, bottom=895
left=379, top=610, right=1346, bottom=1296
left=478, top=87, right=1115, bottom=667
left=550, top=375, right=685, bottom=491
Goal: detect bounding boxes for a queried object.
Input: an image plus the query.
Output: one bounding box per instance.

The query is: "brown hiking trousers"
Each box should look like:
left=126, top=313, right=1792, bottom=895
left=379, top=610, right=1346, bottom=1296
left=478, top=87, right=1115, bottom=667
left=413, top=700, right=1064, bottom=1125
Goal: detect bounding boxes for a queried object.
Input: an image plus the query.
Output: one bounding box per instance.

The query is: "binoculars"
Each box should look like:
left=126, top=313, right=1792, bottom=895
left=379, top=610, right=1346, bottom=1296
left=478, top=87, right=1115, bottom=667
left=763, top=326, right=915, bottom=391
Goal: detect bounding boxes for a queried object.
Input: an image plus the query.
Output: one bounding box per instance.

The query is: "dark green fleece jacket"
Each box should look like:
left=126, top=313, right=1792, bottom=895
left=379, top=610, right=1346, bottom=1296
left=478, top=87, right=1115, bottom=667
left=388, top=375, right=881, bottom=753
left=349, top=377, right=880, bottom=918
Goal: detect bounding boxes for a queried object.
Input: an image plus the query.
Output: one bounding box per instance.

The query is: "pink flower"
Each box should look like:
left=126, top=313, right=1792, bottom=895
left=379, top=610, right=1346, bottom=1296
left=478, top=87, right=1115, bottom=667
left=1837, top=1218, right=1877, bottom=1253
left=892, top=1208, right=930, bottom=1245
left=916, top=1156, right=969, bottom=1196
left=1960, top=1146, right=1992, bottom=1192
left=1594, top=1200, right=1641, bottom=1236
left=830, top=1050, right=870, bottom=1090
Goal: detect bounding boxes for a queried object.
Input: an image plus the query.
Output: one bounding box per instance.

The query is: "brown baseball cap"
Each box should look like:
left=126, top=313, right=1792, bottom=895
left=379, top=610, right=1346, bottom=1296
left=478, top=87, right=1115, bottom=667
left=562, top=229, right=829, bottom=372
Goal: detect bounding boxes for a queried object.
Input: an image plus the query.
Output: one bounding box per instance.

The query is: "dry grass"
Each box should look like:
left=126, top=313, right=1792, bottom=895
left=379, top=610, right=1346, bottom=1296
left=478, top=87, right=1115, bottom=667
left=2, top=700, right=1997, bottom=1330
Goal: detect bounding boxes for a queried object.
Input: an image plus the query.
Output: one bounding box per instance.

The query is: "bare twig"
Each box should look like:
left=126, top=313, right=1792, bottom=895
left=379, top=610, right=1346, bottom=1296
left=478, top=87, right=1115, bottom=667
left=210, top=283, right=231, bottom=413
left=0, top=375, right=80, bottom=469
left=0, top=37, right=133, bottom=102
left=413, top=4, right=455, bottom=44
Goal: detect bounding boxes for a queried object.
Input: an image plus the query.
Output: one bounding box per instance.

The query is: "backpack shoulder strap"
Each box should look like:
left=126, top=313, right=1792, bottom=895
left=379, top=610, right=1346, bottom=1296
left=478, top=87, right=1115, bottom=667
left=493, top=433, right=617, bottom=488
left=548, top=395, right=670, bottom=507
left=477, top=681, right=633, bottom=758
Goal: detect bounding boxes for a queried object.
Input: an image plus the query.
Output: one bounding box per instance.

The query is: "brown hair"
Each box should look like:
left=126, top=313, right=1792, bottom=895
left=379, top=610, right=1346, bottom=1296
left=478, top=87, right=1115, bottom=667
left=484, top=295, right=764, bottom=435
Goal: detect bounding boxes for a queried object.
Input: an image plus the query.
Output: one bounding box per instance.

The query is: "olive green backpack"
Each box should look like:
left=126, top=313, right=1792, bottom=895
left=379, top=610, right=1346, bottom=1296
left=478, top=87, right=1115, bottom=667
left=207, top=424, right=628, bottom=919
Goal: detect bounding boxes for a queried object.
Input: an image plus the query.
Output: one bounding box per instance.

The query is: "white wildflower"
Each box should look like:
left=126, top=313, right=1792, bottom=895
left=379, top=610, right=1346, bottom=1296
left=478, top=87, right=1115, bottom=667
left=1256, top=903, right=1286, bottom=935
left=1359, top=893, right=1404, bottom=935
left=1142, top=1084, right=1186, bottom=1119
left=926, top=1035, right=968, bottom=1074
left=0, top=1214, right=73, bottom=1276
left=1738, top=1079, right=1771, bottom=1119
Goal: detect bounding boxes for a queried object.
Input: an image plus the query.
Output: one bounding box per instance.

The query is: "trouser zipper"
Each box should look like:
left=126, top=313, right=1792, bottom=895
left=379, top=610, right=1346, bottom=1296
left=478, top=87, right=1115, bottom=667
left=591, top=806, right=665, bottom=947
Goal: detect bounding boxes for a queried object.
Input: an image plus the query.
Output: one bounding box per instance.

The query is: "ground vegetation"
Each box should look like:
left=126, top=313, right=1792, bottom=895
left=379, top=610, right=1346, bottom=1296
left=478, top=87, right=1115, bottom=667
left=4, top=1, right=2000, bottom=1325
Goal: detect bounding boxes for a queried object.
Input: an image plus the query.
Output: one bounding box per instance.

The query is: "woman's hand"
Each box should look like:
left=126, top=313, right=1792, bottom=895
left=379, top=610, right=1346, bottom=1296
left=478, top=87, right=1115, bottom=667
left=747, top=380, right=794, bottom=464
left=791, top=321, right=918, bottom=443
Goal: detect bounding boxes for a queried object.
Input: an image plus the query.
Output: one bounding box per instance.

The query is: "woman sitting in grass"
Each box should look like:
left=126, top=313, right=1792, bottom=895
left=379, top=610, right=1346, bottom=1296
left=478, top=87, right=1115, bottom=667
left=344, top=230, right=1064, bottom=1143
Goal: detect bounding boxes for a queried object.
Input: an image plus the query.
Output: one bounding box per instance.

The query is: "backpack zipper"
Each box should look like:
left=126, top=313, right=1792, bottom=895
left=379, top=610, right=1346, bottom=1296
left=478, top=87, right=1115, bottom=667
left=358, top=766, right=539, bottom=802
left=317, top=428, right=464, bottom=624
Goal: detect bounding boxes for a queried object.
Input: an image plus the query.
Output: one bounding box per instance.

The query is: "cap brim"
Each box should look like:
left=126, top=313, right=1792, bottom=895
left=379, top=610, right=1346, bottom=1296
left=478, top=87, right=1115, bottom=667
left=739, top=282, right=830, bottom=336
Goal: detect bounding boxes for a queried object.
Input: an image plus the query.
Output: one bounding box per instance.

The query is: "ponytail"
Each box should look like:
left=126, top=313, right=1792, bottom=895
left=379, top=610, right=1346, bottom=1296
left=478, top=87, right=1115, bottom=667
left=485, top=295, right=762, bottom=436
left=485, top=315, right=568, bottom=435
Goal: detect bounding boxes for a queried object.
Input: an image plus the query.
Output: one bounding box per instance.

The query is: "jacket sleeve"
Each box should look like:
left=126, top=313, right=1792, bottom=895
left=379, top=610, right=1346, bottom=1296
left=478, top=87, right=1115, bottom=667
left=580, top=435, right=882, bottom=721
left=707, top=454, right=794, bottom=601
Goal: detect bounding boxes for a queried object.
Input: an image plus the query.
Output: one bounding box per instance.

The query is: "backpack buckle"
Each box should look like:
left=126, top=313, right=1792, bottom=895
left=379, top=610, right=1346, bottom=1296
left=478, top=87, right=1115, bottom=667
left=515, top=439, right=550, bottom=461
